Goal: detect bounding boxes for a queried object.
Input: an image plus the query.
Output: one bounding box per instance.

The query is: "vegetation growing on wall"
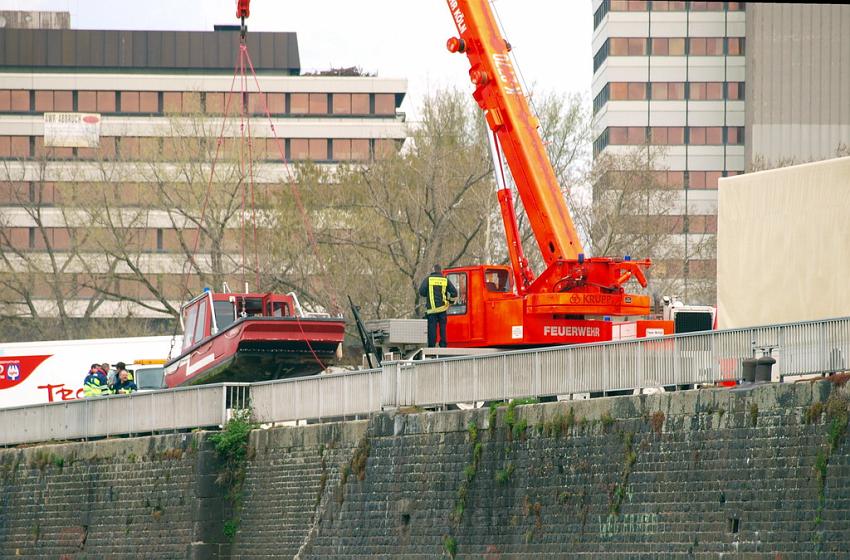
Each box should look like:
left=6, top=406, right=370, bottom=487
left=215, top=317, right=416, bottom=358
left=209, top=408, right=258, bottom=541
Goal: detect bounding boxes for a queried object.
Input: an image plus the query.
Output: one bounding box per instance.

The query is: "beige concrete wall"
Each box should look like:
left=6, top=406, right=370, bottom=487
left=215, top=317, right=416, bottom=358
left=745, top=4, right=850, bottom=167
left=717, top=156, right=850, bottom=328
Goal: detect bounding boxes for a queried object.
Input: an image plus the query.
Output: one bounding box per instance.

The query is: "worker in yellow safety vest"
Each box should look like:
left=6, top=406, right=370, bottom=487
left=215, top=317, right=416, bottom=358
left=83, top=364, right=108, bottom=397
left=418, top=264, right=458, bottom=348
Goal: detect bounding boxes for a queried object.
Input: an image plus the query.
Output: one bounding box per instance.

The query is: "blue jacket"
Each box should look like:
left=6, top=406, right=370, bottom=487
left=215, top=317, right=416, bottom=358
left=83, top=371, right=108, bottom=397
left=112, top=380, right=138, bottom=394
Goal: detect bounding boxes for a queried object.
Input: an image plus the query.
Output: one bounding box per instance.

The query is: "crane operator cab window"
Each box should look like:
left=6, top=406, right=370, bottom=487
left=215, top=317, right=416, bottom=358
left=484, top=268, right=512, bottom=293
left=446, top=272, right=467, bottom=315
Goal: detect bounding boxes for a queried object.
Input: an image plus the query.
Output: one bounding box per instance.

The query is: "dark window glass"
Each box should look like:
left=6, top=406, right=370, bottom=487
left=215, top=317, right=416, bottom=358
left=484, top=269, right=512, bottom=293
left=213, top=301, right=236, bottom=331
left=446, top=273, right=468, bottom=315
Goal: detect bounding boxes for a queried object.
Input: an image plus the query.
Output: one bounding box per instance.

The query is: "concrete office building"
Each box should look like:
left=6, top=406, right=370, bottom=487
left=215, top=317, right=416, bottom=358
left=0, top=13, right=407, bottom=324
left=591, top=1, right=850, bottom=304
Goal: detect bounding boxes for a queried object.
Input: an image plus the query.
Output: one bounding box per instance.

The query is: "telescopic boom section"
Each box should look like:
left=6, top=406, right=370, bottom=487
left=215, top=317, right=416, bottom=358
left=445, top=0, right=582, bottom=265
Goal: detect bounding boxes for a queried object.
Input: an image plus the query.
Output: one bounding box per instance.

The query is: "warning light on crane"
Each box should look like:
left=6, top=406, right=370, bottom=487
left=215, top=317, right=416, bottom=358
left=446, top=37, right=466, bottom=53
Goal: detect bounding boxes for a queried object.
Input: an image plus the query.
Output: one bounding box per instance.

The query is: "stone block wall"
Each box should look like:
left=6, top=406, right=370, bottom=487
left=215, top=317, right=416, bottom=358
left=273, top=381, right=850, bottom=558
left=1, top=380, right=849, bottom=558
left=0, top=432, right=231, bottom=559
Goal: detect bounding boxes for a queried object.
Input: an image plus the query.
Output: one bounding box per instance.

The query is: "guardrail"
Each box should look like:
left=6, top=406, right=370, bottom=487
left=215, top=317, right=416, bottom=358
left=3, top=317, right=850, bottom=446
left=0, top=383, right=248, bottom=447
left=251, top=368, right=382, bottom=423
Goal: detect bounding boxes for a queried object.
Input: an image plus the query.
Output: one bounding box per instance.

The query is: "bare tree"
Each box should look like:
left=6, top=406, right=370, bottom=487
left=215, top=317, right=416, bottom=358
left=265, top=89, right=496, bottom=319
left=0, top=157, right=127, bottom=339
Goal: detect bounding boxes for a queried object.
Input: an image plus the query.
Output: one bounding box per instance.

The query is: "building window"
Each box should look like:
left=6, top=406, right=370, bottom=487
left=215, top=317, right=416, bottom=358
left=650, top=1, right=687, bottom=10
left=610, top=37, right=649, bottom=56
left=726, top=126, right=745, bottom=145
left=611, top=0, right=649, bottom=10
left=374, top=94, right=396, bottom=115
left=689, top=37, right=725, bottom=56
left=649, top=127, right=685, bottom=145
left=650, top=82, right=686, bottom=100
left=593, top=40, right=610, bottom=72
left=593, top=84, right=610, bottom=114
left=726, top=82, right=745, bottom=100
left=651, top=38, right=686, bottom=56
left=689, top=82, right=724, bottom=101
left=610, top=82, right=648, bottom=100
left=688, top=1, right=725, bottom=10
left=727, top=37, right=746, bottom=55
left=156, top=229, right=164, bottom=253
left=593, top=129, right=610, bottom=156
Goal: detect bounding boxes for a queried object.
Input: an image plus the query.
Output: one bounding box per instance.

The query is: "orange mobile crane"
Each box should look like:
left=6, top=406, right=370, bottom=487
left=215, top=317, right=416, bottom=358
left=440, top=0, right=672, bottom=346
left=235, top=0, right=672, bottom=349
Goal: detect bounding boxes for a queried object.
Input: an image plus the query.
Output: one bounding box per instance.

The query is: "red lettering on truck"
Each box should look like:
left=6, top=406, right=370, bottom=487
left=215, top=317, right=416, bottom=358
left=38, top=384, right=84, bottom=403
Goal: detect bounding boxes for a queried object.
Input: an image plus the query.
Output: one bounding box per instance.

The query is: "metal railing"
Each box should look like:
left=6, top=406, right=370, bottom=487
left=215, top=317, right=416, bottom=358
left=0, top=383, right=247, bottom=446
left=3, top=317, right=850, bottom=445
left=251, top=368, right=382, bottom=423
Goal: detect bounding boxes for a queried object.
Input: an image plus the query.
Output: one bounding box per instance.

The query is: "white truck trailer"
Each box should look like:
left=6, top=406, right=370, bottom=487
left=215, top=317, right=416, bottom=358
left=0, top=335, right=179, bottom=408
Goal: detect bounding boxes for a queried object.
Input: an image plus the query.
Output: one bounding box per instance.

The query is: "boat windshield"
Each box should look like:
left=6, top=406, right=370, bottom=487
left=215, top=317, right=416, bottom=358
left=214, top=300, right=236, bottom=330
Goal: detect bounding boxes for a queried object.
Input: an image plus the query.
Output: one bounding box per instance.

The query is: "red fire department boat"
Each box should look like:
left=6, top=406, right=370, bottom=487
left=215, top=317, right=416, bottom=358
left=164, top=289, right=345, bottom=387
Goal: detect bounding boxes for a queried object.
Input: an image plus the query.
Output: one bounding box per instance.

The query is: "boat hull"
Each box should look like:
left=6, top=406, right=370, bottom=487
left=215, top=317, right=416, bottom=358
left=164, top=316, right=345, bottom=387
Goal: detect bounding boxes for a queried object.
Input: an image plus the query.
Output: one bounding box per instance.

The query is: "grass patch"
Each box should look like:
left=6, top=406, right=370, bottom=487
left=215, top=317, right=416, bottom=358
left=351, top=437, right=371, bottom=481
left=467, top=420, right=478, bottom=443
left=649, top=411, right=665, bottom=434
left=609, top=431, right=637, bottom=516
left=749, top=403, right=759, bottom=427
left=805, top=401, right=825, bottom=424
left=512, top=418, right=528, bottom=441
left=600, top=412, right=615, bottom=431
left=495, top=462, right=515, bottom=484
left=442, top=535, right=458, bottom=558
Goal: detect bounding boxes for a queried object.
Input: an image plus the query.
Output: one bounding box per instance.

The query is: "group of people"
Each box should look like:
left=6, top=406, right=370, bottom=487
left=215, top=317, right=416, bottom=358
left=83, top=361, right=138, bottom=397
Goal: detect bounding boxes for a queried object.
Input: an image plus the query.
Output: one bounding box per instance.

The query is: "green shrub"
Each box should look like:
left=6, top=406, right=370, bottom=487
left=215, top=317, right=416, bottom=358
left=443, top=535, right=458, bottom=558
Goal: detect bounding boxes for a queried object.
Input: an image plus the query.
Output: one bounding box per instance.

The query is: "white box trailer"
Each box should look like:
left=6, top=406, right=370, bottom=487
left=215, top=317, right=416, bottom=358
left=0, top=335, right=180, bottom=408
left=717, top=156, right=850, bottom=329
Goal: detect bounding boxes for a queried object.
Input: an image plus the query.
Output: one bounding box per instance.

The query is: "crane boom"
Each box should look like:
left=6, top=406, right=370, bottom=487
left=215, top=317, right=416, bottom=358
left=446, top=0, right=582, bottom=266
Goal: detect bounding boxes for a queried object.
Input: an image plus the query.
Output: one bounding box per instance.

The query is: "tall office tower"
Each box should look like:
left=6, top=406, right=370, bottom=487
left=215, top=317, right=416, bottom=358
left=592, top=2, right=850, bottom=306
left=591, top=1, right=746, bottom=304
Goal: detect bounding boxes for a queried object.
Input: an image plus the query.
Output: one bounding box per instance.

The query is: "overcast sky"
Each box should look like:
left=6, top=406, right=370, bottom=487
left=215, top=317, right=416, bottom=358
left=0, top=0, right=593, bottom=118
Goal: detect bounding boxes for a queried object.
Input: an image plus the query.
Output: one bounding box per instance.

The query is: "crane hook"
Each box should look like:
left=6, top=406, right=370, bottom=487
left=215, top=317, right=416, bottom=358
left=237, top=0, right=250, bottom=40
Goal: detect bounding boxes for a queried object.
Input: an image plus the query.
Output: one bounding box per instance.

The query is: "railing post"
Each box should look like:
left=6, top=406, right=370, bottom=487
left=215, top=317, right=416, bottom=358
left=442, top=360, right=448, bottom=409
left=473, top=358, right=479, bottom=404
left=533, top=351, right=541, bottom=397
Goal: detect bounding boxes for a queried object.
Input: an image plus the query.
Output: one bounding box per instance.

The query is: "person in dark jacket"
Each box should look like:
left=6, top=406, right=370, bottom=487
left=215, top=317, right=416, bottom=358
left=418, top=264, right=458, bottom=348
left=83, top=363, right=108, bottom=397
left=112, top=369, right=138, bottom=395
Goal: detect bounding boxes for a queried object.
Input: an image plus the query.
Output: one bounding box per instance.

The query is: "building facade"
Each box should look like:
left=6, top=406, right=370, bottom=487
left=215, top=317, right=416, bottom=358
left=592, top=0, right=746, bottom=303
left=0, top=15, right=407, bottom=329
left=592, top=1, right=850, bottom=304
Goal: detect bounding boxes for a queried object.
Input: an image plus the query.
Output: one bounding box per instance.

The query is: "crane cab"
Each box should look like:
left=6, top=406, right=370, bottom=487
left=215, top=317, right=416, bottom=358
left=445, top=265, right=523, bottom=347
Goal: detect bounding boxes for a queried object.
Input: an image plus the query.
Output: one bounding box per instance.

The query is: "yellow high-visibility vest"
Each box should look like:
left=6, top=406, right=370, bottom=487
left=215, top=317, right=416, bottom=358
left=427, top=276, right=450, bottom=314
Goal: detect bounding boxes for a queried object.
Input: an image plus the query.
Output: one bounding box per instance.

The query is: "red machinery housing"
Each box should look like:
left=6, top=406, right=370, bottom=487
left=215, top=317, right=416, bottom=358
left=443, top=0, right=672, bottom=346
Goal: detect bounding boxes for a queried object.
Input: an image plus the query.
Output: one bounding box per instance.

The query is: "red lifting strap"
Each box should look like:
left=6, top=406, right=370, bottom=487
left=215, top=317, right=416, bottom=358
left=236, top=0, right=250, bottom=19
